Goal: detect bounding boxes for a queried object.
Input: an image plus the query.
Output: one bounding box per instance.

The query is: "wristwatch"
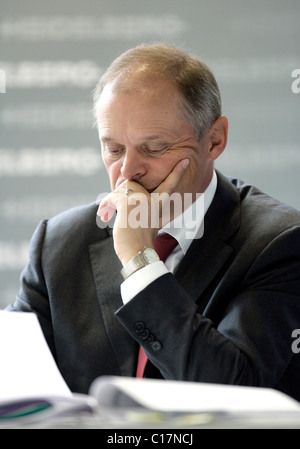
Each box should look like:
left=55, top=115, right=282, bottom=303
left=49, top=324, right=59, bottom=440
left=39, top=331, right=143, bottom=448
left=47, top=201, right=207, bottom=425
left=120, top=247, right=160, bottom=280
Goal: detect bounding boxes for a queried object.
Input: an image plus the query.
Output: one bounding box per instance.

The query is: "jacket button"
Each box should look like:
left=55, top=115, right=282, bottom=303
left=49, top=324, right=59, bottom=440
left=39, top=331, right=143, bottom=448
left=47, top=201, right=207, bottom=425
left=134, top=321, right=145, bottom=334
left=146, top=333, right=155, bottom=343
left=140, top=328, right=150, bottom=340
left=151, top=340, right=162, bottom=351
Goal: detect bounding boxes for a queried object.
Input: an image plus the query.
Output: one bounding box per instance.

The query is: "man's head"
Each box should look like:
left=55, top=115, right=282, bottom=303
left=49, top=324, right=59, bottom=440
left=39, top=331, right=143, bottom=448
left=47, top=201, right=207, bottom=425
left=93, top=43, right=222, bottom=140
left=94, top=43, right=228, bottom=197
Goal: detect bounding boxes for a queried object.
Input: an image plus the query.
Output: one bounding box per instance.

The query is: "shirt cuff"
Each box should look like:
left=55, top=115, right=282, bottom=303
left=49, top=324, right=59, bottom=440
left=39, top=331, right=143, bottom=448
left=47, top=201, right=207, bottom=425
left=120, top=261, right=169, bottom=305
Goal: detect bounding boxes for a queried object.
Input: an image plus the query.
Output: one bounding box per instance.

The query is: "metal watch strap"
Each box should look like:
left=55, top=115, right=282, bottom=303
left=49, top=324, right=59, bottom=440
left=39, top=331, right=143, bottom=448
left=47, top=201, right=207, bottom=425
left=120, top=247, right=158, bottom=280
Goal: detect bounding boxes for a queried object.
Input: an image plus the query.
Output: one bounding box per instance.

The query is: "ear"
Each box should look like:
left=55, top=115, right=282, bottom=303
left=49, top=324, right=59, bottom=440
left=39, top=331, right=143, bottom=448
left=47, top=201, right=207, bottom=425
left=207, top=116, right=228, bottom=161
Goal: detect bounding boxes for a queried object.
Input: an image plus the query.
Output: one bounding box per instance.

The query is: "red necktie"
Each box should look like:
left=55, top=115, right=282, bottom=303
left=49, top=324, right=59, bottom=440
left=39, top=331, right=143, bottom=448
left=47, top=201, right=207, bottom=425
left=136, top=234, right=178, bottom=378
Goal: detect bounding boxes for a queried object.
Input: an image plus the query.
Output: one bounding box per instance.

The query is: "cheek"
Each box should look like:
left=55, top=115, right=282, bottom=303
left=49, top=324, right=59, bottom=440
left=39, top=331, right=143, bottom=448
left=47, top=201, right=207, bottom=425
left=152, top=160, right=177, bottom=184
left=103, top=159, right=121, bottom=188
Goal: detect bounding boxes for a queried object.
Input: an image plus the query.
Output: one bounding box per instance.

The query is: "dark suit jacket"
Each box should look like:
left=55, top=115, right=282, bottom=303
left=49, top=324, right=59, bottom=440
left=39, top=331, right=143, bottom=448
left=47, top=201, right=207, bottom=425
left=7, top=171, right=300, bottom=401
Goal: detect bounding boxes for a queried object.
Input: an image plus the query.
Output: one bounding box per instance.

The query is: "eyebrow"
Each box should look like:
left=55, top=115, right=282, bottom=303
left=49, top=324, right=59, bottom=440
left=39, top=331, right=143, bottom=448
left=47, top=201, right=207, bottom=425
left=101, top=135, right=165, bottom=144
left=100, top=136, right=115, bottom=143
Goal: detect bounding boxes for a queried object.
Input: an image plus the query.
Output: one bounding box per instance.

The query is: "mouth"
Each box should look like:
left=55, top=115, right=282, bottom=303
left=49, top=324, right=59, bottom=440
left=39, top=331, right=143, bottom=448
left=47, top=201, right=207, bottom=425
left=115, top=177, right=159, bottom=194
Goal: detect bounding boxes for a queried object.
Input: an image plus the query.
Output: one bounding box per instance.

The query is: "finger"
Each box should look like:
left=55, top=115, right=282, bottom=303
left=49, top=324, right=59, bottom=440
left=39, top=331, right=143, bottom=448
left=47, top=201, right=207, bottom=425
left=97, top=195, right=117, bottom=222
left=97, top=204, right=115, bottom=222
left=155, top=158, right=189, bottom=194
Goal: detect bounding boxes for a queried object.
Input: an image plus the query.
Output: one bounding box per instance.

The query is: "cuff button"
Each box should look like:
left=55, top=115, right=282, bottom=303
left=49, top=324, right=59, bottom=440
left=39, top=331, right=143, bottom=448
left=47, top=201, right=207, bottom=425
left=151, top=341, right=162, bottom=351
left=134, top=321, right=145, bottom=334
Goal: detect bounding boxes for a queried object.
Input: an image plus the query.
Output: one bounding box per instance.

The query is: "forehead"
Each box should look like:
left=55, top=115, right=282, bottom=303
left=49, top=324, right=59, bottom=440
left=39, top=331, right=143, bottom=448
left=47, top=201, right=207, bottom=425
left=98, top=79, right=180, bottom=115
left=96, top=80, right=187, bottom=138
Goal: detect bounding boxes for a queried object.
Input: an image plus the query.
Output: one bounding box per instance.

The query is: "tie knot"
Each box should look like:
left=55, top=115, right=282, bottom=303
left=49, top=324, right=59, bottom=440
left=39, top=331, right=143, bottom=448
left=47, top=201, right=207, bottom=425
left=154, top=234, right=178, bottom=262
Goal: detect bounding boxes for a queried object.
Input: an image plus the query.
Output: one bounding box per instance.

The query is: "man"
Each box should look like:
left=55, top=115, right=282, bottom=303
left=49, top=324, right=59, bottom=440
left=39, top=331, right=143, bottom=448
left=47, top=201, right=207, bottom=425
left=7, top=44, right=300, bottom=401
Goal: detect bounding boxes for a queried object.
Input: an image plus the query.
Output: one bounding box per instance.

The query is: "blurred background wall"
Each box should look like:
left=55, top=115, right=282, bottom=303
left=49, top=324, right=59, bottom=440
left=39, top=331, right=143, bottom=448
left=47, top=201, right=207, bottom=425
left=0, top=0, right=299, bottom=308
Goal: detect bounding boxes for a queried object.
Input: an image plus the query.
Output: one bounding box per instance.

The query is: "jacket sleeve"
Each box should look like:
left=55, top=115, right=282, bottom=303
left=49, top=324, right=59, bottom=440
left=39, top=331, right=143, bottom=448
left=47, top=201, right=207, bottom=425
left=115, top=226, right=300, bottom=389
left=5, top=220, right=56, bottom=357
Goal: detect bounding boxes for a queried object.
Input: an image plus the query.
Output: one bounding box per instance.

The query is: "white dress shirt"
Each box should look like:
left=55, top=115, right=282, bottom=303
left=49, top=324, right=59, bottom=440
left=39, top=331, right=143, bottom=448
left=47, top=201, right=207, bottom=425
left=121, top=171, right=217, bottom=304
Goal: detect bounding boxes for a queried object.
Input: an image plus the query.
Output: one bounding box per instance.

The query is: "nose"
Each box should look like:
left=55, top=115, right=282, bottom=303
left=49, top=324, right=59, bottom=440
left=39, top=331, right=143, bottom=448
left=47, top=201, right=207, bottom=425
left=120, top=148, right=147, bottom=181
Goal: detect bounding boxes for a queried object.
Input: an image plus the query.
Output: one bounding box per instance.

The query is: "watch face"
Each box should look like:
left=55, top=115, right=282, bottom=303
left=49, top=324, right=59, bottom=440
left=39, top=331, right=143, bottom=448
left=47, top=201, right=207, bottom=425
left=143, top=248, right=159, bottom=263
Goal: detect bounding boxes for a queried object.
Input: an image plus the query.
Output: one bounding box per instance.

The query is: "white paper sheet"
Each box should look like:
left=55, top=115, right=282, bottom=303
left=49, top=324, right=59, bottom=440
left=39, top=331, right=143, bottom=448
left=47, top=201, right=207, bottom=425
left=0, top=311, right=71, bottom=401
left=91, top=376, right=300, bottom=413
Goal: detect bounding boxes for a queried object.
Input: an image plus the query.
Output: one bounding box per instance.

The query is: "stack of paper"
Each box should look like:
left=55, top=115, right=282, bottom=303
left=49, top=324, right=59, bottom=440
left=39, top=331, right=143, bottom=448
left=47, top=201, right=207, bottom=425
left=1, top=310, right=300, bottom=428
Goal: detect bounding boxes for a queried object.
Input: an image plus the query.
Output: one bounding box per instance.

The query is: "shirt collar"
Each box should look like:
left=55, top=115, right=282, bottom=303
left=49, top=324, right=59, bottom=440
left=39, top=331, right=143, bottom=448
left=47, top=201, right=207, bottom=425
left=159, top=170, right=217, bottom=254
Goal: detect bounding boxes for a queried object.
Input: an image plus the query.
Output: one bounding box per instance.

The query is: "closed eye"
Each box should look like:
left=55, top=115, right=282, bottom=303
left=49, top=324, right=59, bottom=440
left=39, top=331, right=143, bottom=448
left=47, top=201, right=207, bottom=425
left=102, top=144, right=125, bottom=159
left=140, top=142, right=169, bottom=156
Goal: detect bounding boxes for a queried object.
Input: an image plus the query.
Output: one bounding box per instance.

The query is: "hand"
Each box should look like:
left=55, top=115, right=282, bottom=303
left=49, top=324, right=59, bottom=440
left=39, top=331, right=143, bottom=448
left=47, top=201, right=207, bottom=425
left=97, top=158, right=189, bottom=266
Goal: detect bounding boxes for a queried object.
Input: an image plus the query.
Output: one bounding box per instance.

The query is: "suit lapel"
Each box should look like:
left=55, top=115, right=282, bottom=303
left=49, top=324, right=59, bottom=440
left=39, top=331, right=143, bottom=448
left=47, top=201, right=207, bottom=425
left=174, top=171, right=241, bottom=312
left=89, top=234, right=138, bottom=377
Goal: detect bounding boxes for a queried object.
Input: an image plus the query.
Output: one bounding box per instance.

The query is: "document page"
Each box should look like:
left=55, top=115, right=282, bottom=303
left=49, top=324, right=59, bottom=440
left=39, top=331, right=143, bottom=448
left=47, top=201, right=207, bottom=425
left=91, top=375, right=300, bottom=414
left=0, top=311, right=71, bottom=402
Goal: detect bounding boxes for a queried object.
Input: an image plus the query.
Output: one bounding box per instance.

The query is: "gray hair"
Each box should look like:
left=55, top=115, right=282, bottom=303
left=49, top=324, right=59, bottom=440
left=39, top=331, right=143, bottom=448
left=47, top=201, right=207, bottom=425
left=93, top=43, right=221, bottom=140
